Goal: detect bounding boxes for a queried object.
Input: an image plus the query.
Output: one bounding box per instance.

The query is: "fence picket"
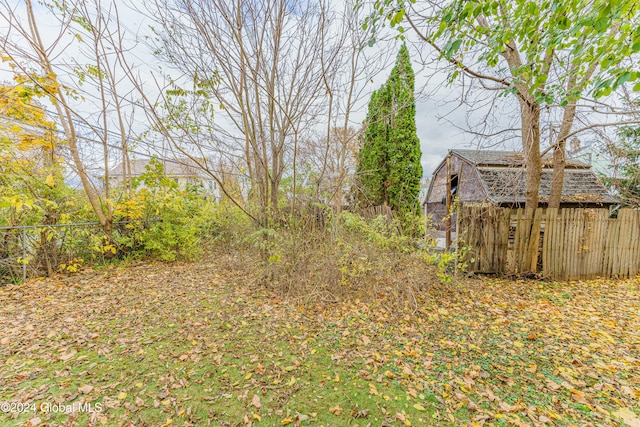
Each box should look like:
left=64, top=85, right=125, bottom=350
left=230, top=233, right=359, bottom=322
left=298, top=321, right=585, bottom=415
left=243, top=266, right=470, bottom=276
left=457, top=207, right=639, bottom=280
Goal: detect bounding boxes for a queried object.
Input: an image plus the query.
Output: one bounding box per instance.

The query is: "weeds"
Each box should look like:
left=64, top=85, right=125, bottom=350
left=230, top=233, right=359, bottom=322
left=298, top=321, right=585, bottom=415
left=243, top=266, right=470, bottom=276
left=239, top=209, right=447, bottom=311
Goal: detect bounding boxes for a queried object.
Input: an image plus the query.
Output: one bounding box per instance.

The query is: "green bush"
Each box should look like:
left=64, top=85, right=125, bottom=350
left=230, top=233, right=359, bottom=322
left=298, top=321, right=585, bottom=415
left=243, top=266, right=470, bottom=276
left=114, top=158, right=216, bottom=261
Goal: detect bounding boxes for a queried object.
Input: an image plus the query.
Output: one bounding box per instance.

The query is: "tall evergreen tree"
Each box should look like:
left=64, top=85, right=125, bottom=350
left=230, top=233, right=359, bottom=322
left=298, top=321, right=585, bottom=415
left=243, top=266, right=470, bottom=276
left=357, top=45, right=422, bottom=214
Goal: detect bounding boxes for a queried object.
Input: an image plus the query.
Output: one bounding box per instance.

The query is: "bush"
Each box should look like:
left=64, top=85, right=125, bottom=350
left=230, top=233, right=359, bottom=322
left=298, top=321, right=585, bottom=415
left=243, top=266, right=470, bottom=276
left=114, top=158, right=217, bottom=261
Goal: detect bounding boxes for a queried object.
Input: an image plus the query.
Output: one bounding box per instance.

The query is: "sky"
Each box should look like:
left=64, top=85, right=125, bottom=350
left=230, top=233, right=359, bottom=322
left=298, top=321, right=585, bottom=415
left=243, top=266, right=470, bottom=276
left=0, top=0, right=518, bottom=183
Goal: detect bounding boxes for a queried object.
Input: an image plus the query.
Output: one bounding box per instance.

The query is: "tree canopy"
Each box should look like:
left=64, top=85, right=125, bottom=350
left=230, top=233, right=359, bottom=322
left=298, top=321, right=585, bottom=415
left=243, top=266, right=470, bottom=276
left=364, top=0, right=640, bottom=210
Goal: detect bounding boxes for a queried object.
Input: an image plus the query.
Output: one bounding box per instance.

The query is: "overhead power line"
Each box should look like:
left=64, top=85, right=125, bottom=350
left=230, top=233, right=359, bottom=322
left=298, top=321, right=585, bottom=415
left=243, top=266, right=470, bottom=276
left=0, top=113, right=248, bottom=178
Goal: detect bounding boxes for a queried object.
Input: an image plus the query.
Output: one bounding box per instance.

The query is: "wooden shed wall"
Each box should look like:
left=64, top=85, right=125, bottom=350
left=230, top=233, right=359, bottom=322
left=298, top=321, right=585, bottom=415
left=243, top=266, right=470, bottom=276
left=425, top=153, right=488, bottom=230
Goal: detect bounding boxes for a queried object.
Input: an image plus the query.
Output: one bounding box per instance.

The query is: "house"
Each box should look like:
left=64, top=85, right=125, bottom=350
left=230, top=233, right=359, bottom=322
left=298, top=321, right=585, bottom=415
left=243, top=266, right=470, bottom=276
left=109, top=157, right=219, bottom=199
left=566, top=138, right=612, bottom=176
left=424, top=149, right=617, bottom=231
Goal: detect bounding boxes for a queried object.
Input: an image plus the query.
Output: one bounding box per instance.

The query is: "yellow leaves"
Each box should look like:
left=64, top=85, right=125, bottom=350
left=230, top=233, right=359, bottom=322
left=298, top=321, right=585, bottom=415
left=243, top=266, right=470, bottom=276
left=280, top=417, right=293, bottom=425
left=286, top=376, right=296, bottom=387
left=613, top=408, right=640, bottom=427
left=117, top=392, right=127, bottom=400
left=45, top=174, right=55, bottom=187
left=571, top=390, right=589, bottom=405
left=368, top=383, right=379, bottom=395
left=412, top=403, right=426, bottom=411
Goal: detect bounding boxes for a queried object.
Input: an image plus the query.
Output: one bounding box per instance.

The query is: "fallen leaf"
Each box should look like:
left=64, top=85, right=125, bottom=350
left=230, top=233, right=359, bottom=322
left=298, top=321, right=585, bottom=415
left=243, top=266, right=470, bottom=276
left=251, top=394, right=261, bottom=409
left=351, top=408, right=370, bottom=418
left=613, top=408, right=640, bottom=427
left=571, top=391, right=588, bottom=405
left=546, top=380, right=561, bottom=391
left=484, top=388, right=498, bottom=402
left=329, top=405, right=343, bottom=415
left=78, top=384, right=93, bottom=394
left=499, top=401, right=515, bottom=413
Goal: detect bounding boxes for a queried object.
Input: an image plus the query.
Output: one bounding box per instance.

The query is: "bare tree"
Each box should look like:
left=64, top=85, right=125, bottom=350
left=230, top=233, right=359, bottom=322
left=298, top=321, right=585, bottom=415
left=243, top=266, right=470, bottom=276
left=312, top=1, right=393, bottom=211
left=298, top=126, right=361, bottom=206
left=139, top=0, right=346, bottom=224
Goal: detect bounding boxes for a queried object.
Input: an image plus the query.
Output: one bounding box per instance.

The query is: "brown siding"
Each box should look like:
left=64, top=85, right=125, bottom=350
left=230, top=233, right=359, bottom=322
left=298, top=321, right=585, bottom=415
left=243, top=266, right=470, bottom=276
left=426, top=153, right=489, bottom=231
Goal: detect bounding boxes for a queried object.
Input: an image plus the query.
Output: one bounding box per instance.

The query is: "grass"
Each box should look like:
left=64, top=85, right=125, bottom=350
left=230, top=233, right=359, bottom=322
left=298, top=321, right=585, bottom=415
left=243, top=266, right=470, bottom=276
left=0, top=247, right=639, bottom=426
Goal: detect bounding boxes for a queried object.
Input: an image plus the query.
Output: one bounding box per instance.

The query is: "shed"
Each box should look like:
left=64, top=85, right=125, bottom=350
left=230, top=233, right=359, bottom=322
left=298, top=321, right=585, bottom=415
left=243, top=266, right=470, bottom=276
left=424, top=149, right=617, bottom=231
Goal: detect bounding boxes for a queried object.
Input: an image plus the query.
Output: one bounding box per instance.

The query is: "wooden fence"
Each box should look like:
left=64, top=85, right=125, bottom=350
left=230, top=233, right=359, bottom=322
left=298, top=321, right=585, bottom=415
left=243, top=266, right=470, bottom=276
left=457, top=205, right=640, bottom=280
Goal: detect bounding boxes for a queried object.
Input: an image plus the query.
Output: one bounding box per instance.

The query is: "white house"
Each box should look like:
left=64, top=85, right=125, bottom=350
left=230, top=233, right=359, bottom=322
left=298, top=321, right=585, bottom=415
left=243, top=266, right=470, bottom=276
left=109, top=157, right=219, bottom=199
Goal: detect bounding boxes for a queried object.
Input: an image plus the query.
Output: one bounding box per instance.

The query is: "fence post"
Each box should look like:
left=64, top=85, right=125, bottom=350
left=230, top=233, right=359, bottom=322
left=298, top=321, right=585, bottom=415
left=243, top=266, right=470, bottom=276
left=22, top=227, right=27, bottom=282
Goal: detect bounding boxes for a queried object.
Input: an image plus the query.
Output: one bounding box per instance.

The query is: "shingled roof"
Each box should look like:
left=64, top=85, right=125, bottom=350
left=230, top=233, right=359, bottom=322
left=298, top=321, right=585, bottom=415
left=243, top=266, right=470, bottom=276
left=437, top=149, right=617, bottom=206
left=452, top=149, right=589, bottom=169
left=452, top=149, right=527, bottom=166
left=477, top=167, right=618, bottom=205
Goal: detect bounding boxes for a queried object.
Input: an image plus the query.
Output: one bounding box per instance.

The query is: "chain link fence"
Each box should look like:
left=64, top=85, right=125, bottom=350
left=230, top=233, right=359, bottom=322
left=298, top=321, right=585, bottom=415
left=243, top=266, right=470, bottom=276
left=0, top=221, right=155, bottom=283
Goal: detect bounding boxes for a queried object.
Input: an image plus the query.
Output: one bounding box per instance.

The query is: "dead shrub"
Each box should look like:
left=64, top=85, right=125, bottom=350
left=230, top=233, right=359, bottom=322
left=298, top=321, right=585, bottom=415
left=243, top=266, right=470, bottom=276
left=248, top=211, right=440, bottom=311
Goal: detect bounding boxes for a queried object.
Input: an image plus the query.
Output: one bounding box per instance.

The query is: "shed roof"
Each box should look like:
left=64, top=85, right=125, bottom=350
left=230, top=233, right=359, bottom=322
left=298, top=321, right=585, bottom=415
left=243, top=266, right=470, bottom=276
left=452, top=149, right=588, bottom=168
left=477, top=167, right=617, bottom=205
left=425, top=149, right=617, bottom=207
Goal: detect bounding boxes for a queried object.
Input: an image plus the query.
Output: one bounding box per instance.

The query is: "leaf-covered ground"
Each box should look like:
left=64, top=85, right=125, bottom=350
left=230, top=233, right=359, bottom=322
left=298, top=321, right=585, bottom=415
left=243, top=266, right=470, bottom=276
left=1, top=251, right=639, bottom=427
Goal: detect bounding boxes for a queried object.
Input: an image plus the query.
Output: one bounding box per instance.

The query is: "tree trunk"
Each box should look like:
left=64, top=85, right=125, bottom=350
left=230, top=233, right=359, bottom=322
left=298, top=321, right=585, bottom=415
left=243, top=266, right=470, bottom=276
left=548, top=103, right=577, bottom=208
left=549, top=144, right=566, bottom=209
left=521, top=99, right=542, bottom=210
left=25, top=0, right=113, bottom=240
left=519, top=97, right=542, bottom=273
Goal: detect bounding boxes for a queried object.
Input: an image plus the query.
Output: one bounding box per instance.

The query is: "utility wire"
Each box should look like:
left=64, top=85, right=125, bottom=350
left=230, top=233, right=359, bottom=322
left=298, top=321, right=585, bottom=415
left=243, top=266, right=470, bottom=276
left=0, top=113, right=248, bottom=178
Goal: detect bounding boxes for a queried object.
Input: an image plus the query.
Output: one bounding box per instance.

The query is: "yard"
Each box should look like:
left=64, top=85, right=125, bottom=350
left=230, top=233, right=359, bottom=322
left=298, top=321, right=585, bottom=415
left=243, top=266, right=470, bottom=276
left=1, top=249, right=639, bottom=427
